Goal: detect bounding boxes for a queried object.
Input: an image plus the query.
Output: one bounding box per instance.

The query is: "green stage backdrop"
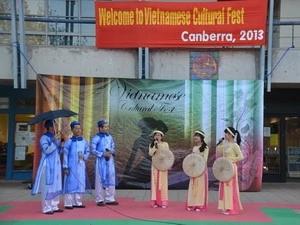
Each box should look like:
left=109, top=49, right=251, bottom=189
left=32, top=75, right=263, bottom=191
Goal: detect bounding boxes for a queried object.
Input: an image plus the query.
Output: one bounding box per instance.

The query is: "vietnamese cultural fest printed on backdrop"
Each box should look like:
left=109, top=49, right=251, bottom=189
left=32, top=75, right=263, bottom=192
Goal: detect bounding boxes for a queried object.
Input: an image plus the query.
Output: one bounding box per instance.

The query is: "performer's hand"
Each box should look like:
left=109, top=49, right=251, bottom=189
left=64, top=169, right=69, bottom=175
left=103, top=151, right=111, bottom=157
left=103, top=151, right=110, bottom=161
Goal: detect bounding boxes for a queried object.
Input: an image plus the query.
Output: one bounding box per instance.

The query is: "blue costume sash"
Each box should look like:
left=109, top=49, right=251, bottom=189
left=96, top=132, right=111, bottom=189
left=64, top=136, right=87, bottom=193
left=65, top=137, right=79, bottom=192
left=44, top=132, right=56, bottom=185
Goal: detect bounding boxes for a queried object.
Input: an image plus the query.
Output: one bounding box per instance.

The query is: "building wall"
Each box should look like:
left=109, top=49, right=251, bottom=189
left=279, top=0, right=300, bottom=48
left=0, top=46, right=264, bottom=80
left=150, top=49, right=260, bottom=80
left=271, top=48, right=300, bottom=84
left=0, top=0, right=299, bottom=83
left=1, top=46, right=260, bottom=80
left=0, top=46, right=12, bottom=80
left=26, top=46, right=137, bottom=79
left=1, top=45, right=300, bottom=84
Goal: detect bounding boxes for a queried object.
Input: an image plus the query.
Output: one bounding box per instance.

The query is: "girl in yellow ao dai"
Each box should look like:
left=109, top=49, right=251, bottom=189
left=216, top=127, right=243, bottom=215
left=186, top=131, right=209, bottom=212
left=149, top=130, right=170, bottom=208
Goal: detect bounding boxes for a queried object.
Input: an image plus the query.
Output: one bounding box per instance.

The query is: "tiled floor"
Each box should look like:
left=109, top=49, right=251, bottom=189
left=0, top=180, right=299, bottom=204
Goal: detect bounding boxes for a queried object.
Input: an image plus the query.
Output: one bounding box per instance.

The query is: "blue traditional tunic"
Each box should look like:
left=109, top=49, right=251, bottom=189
left=31, top=132, right=62, bottom=200
left=91, top=132, right=116, bottom=189
left=63, top=136, right=90, bottom=194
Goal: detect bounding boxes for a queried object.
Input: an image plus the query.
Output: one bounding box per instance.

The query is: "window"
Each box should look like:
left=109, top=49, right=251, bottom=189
left=285, top=117, right=300, bottom=179
left=263, top=117, right=280, bottom=174
left=13, top=114, right=35, bottom=171
left=0, top=98, right=9, bottom=109
left=0, top=0, right=95, bottom=46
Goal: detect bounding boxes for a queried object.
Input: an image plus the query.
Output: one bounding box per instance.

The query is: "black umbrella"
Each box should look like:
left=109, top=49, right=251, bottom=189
left=27, top=109, right=78, bottom=125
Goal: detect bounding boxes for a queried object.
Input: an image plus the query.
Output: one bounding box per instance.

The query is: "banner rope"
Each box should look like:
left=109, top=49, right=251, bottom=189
left=264, top=45, right=295, bottom=79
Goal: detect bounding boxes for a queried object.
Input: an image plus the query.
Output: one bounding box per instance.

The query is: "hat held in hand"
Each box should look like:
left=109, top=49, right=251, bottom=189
left=213, top=157, right=234, bottom=182
left=152, top=149, right=174, bottom=171
left=182, top=153, right=206, bottom=178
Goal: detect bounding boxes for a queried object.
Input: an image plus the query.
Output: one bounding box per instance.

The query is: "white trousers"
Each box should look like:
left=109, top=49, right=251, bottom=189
left=64, top=193, right=83, bottom=207
left=41, top=169, right=60, bottom=213
left=42, top=195, right=60, bottom=213
left=95, top=166, right=116, bottom=203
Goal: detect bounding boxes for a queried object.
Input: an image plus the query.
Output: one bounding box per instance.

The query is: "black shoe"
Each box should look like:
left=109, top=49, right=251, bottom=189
left=44, top=211, right=54, bottom=215
left=73, top=205, right=86, bottom=208
left=106, top=201, right=119, bottom=206
left=64, top=206, right=73, bottom=210
left=97, top=201, right=105, bottom=207
left=53, top=209, right=64, bottom=213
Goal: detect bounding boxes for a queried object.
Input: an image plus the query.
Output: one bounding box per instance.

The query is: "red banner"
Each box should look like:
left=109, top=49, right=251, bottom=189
left=95, top=1, right=268, bottom=48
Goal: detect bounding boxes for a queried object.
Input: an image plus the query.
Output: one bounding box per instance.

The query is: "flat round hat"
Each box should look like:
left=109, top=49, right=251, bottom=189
left=212, top=157, right=234, bottom=182
left=182, top=153, right=206, bottom=178
left=152, top=149, right=174, bottom=171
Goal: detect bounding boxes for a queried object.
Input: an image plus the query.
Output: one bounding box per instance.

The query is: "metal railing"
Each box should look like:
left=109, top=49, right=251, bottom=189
left=0, top=15, right=95, bottom=46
